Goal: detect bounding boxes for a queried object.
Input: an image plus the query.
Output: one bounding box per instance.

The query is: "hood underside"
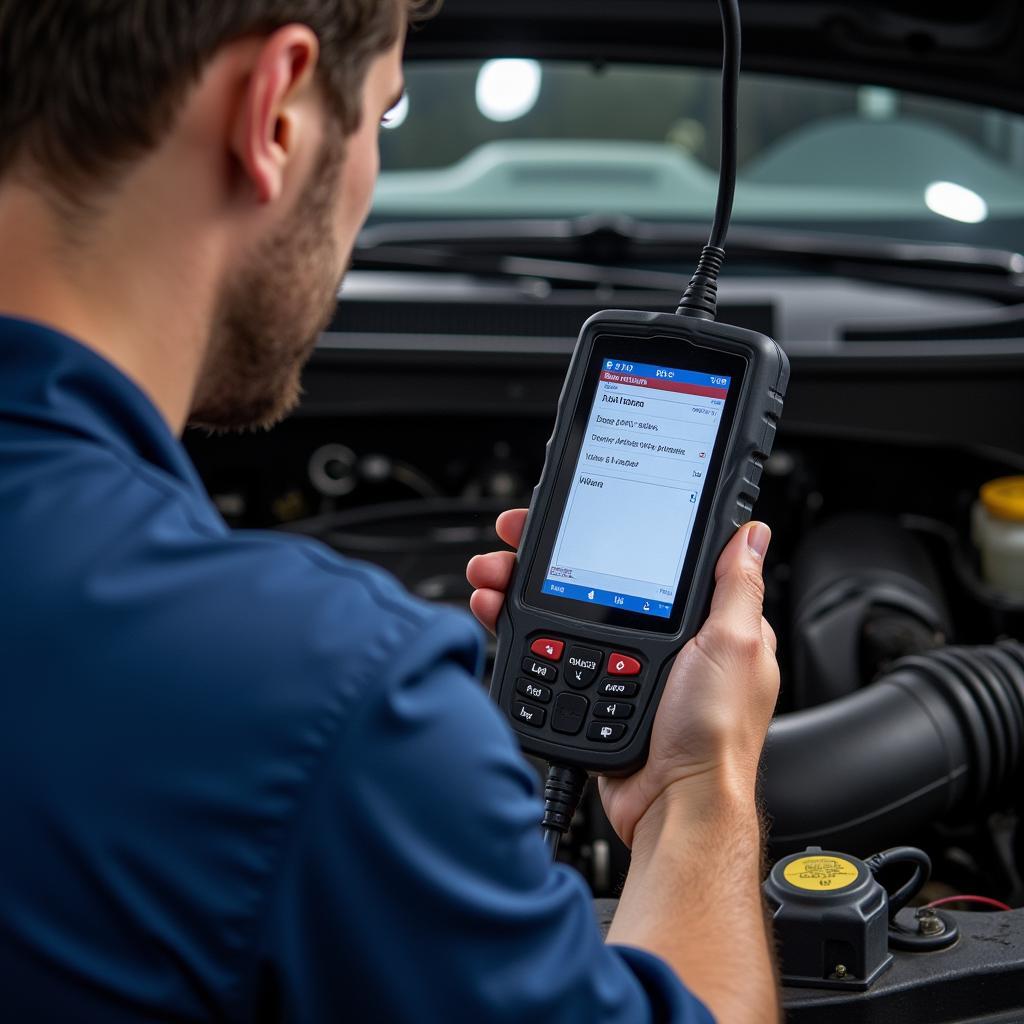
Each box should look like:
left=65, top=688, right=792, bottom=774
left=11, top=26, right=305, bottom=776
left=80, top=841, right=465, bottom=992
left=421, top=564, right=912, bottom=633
left=406, top=1, right=1024, bottom=115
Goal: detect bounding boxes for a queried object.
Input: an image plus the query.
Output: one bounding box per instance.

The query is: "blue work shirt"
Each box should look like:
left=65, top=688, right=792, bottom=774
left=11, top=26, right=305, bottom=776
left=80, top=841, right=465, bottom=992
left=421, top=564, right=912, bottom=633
left=0, top=316, right=714, bottom=1024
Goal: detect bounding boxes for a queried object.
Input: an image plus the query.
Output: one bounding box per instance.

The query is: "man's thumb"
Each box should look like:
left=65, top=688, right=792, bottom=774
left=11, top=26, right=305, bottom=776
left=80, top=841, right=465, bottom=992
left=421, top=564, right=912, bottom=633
left=706, top=522, right=771, bottom=629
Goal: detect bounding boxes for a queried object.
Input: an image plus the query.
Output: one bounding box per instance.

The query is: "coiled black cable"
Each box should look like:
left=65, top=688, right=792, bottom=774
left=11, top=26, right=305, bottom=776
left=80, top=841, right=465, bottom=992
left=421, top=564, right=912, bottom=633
left=541, top=764, right=588, bottom=858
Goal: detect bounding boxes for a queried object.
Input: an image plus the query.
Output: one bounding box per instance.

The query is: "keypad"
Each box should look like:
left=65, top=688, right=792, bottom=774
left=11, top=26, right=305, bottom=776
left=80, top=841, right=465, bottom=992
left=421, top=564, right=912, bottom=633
left=514, top=635, right=646, bottom=747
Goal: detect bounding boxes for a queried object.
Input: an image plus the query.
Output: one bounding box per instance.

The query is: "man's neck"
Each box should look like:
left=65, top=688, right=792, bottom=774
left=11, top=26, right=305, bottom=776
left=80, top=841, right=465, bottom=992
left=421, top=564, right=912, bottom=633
left=0, top=180, right=218, bottom=436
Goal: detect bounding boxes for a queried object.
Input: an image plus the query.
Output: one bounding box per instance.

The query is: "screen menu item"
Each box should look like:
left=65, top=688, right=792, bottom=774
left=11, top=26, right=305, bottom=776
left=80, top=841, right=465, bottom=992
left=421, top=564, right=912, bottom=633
left=541, top=358, right=731, bottom=619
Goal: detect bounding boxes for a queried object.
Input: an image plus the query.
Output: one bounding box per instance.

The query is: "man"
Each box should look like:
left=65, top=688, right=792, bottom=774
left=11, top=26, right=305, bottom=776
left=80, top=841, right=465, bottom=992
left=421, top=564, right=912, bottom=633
left=0, top=2, right=780, bottom=1021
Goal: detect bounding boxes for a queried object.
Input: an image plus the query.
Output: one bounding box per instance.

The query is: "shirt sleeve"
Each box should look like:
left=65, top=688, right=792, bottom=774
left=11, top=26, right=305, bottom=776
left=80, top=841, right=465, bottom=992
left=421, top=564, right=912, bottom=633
left=250, top=640, right=715, bottom=1024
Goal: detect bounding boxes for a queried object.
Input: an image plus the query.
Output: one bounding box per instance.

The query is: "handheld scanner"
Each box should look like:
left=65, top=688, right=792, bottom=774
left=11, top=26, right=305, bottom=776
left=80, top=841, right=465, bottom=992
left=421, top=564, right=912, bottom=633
left=489, top=310, right=789, bottom=775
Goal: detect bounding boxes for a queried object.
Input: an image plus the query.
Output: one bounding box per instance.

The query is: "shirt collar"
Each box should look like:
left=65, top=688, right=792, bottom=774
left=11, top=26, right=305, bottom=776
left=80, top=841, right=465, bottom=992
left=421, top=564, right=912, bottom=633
left=0, top=315, right=208, bottom=496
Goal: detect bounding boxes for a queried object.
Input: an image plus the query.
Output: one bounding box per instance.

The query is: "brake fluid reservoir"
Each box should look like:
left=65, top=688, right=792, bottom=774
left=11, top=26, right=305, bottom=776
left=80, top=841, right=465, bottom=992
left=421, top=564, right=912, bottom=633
left=763, top=847, right=892, bottom=989
left=973, top=477, right=1024, bottom=599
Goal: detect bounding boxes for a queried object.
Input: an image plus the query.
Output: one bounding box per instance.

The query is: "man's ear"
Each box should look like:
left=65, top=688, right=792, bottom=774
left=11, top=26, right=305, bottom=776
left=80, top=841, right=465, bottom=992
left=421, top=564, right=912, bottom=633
left=230, top=25, right=321, bottom=205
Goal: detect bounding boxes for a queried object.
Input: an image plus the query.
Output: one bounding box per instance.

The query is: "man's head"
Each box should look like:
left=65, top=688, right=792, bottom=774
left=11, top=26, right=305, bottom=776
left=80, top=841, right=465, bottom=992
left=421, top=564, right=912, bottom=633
left=0, top=1, right=433, bottom=430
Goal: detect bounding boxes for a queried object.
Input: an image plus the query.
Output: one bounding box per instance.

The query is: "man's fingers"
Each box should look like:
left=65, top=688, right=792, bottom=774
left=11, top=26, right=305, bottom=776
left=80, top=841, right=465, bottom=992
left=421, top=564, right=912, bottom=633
left=469, top=588, right=505, bottom=635
left=495, top=509, right=528, bottom=549
left=466, top=513, right=525, bottom=636
left=466, top=550, right=516, bottom=592
left=706, top=522, right=771, bottom=632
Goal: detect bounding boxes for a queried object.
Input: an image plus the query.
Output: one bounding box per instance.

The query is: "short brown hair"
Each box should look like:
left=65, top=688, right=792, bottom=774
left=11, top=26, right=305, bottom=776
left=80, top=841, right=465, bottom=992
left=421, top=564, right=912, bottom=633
left=0, top=0, right=435, bottom=202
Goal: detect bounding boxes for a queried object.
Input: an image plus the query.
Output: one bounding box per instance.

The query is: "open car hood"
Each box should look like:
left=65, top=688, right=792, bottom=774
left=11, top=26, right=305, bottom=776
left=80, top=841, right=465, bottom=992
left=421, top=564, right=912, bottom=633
left=407, top=1, right=1024, bottom=116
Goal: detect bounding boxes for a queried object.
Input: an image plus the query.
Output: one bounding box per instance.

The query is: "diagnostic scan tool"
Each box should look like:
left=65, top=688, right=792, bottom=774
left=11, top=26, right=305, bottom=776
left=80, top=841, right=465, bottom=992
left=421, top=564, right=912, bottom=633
left=487, top=1, right=790, bottom=848
left=491, top=313, right=786, bottom=775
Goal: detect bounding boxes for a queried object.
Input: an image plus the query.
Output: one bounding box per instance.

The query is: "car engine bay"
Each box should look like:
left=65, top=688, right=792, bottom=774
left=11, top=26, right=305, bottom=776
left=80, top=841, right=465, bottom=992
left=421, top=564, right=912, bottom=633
left=186, top=269, right=1024, bottom=1021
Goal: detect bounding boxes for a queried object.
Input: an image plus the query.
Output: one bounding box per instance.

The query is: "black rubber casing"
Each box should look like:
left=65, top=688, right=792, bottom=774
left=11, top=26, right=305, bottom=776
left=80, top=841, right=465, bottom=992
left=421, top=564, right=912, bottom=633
left=489, top=309, right=789, bottom=774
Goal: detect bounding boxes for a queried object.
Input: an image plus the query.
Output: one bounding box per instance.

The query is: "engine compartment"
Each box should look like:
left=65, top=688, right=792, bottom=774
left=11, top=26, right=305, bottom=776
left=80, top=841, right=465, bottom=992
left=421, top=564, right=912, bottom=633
left=185, top=288, right=1024, bottom=1020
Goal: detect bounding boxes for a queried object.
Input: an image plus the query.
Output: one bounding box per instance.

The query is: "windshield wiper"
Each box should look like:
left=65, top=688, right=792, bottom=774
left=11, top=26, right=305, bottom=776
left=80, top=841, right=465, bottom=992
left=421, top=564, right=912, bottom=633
left=351, top=242, right=687, bottom=292
left=356, top=216, right=1024, bottom=302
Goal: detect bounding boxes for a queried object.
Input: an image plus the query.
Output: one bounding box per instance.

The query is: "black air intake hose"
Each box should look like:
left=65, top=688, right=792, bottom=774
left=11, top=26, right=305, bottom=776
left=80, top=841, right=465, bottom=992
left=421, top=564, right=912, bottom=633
left=763, top=643, right=1024, bottom=855
left=789, top=515, right=950, bottom=709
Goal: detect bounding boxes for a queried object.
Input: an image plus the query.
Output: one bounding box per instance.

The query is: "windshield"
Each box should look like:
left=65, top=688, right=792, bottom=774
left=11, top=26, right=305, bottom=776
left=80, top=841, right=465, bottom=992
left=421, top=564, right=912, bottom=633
left=375, top=61, right=1024, bottom=250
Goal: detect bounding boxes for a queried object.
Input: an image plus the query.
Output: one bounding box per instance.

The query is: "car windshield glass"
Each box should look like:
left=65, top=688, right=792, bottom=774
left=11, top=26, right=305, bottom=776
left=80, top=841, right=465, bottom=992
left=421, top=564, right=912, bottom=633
left=375, top=60, right=1024, bottom=250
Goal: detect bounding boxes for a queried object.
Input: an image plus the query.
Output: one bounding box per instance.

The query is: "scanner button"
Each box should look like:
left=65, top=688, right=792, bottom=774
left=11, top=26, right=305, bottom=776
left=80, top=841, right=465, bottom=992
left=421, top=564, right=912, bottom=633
left=521, top=658, right=557, bottom=683
left=530, top=637, right=565, bottom=662
left=599, top=680, right=639, bottom=699
left=516, top=679, right=552, bottom=705
left=593, top=702, right=634, bottom=720
left=551, top=693, right=589, bottom=736
left=565, top=646, right=603, bottom=689
left=513, top=702, right=546, bottom=728
left=587, top=721, right=628, bottom=743
left=607, top=653, right=642, bottom=677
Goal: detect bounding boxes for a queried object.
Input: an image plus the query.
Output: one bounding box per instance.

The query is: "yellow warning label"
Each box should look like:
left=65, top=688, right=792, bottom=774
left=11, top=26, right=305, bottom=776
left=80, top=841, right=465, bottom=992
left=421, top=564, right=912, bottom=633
left=783, top=856, right=859, bottom=892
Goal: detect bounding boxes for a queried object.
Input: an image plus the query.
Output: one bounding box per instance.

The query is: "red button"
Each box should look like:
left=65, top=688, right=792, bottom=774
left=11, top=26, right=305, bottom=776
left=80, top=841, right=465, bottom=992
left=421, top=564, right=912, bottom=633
left=608, top=653, right=641, bottom=676
left=531, top=638, right=565, bottom=662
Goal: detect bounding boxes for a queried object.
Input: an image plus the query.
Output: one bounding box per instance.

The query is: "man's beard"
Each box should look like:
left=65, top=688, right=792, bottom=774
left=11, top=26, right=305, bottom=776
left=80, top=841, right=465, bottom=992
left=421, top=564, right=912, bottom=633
left=189, top=138, right=345, bottom=433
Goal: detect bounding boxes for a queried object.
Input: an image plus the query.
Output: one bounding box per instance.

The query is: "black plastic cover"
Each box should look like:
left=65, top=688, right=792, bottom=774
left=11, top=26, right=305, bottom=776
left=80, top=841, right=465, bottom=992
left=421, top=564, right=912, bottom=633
left=764, top=847, right=893, bottom=991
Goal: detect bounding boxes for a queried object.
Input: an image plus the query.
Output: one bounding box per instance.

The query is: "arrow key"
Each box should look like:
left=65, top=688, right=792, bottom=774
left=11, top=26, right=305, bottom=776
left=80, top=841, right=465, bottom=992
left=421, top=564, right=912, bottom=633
left=593, top=702, right=635, bottom=720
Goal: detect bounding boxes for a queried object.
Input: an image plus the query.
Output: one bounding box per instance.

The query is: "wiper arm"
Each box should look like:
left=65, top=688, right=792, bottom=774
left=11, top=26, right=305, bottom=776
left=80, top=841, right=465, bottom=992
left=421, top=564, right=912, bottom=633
left=358, top=216, right=1024, bottom=299
left=732, top=227, right=1023, bottom=278
left=351, top=241, right=686, bottom=292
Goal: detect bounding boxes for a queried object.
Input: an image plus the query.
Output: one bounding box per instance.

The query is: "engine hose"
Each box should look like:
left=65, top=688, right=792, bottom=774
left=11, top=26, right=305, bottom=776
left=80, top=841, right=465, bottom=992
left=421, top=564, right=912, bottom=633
left=789, top=515, right=950, bottom=709
left=763, top=642, right=1024, bottom=855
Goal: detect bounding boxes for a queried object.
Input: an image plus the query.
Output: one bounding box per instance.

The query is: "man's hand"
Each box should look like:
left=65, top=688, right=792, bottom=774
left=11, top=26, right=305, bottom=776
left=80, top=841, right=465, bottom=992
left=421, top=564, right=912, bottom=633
left=469, top=510, right=782, bottom=1022
left=467, top=510, right=779, bottom=847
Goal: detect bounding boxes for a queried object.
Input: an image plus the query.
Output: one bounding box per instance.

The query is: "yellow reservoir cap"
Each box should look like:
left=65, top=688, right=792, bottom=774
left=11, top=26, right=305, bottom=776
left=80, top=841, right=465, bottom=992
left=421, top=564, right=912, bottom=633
left=980, top=477, right=1024, bottom=523
left=783, top=854, right=860, bottom=892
